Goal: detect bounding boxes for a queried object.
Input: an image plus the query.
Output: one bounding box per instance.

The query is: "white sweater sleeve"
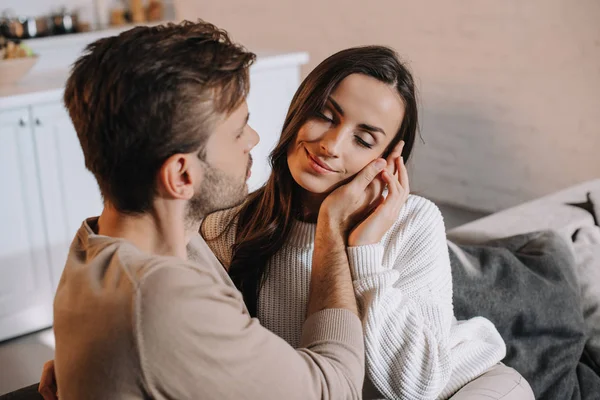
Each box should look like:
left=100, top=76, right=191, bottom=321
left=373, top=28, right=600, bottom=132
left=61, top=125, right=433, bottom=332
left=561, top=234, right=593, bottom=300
left=347, top=198, right=454, bottom=400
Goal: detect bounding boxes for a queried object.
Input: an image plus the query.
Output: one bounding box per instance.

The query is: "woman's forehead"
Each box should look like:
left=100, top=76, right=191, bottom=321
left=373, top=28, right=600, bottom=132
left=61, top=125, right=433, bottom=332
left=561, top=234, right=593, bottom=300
left=330, top=74, right=404, bottom=136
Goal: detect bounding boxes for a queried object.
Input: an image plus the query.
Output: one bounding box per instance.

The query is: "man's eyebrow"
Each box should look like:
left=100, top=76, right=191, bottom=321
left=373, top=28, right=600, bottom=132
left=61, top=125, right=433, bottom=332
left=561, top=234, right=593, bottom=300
left=240, top=112, right=250, bottom=129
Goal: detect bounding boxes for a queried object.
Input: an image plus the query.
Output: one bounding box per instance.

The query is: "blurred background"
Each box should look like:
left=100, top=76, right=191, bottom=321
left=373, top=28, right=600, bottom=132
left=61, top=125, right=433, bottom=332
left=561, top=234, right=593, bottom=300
left=175, top=0, right=600, bottom=212
left=2, top=0, right=599, bottom=211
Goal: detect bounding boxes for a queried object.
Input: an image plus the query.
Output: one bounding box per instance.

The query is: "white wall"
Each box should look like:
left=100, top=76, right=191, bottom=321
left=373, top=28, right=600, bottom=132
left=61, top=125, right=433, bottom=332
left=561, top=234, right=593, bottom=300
left=175, top=0, right=600, bottom=212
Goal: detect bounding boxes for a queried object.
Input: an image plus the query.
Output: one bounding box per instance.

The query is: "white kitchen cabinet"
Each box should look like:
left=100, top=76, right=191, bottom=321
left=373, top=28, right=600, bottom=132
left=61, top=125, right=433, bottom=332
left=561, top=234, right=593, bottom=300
left=0, top=102, right=103, bottom=341
left=246, top=64, right=303, bottom=191
left=0, top=108, right=54, bottom=341
left=31, top=103, right=104, bottom=290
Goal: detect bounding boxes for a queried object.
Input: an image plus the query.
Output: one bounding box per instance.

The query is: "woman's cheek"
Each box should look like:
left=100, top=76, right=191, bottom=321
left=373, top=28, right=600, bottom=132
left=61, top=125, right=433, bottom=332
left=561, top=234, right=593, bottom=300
left=348, top=159, right=371, bottom=177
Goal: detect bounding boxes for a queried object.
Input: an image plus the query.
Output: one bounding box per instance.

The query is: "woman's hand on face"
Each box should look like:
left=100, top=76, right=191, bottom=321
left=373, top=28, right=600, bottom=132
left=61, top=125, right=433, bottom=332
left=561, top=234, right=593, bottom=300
left=370, top=140, right=405, bottom=207
left=348, top=143, right=410, bottom=246
left=318, top=158, right=388, bottom=237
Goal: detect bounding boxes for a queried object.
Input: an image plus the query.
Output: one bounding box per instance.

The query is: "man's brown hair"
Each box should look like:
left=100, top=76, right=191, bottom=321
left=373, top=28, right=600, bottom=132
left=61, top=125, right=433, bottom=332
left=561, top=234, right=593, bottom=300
left=64, top=20, right=256, bottom=213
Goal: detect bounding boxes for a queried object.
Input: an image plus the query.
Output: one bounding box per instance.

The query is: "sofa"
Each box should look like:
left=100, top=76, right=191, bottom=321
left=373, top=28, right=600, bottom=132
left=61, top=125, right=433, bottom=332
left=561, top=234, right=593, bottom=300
left=447, top=179, right=600, bottom=400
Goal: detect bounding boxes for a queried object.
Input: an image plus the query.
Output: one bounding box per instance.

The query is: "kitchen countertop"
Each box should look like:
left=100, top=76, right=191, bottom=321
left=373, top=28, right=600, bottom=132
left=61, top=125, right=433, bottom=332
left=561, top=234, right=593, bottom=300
left=0, top=70, right=70, bottom=109
left=0, top=51, right=308, bottom=110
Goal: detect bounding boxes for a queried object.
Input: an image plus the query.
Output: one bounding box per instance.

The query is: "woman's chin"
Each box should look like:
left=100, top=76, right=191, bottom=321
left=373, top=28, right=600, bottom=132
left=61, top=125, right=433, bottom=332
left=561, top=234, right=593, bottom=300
left=292, top=172, right=340, bottom=195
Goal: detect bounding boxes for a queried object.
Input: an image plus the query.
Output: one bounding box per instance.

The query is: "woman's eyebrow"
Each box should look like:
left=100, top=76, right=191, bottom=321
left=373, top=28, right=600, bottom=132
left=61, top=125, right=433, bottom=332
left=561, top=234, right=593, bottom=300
left=359, top=123, right=386, bottom=136
left=328, top=97, right=344, bottom=116
left=329, top=97, right=386, bottom=136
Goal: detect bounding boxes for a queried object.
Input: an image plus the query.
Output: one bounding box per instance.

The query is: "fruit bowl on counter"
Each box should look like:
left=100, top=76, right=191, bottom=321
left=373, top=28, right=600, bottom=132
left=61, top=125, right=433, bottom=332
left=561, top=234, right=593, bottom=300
left=0, top=37, right=39, bottom=85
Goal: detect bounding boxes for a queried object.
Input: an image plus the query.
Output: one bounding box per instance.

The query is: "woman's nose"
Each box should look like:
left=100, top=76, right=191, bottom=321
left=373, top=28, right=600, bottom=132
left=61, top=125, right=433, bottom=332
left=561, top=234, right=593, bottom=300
left=319, top=127, right=345, bottom=158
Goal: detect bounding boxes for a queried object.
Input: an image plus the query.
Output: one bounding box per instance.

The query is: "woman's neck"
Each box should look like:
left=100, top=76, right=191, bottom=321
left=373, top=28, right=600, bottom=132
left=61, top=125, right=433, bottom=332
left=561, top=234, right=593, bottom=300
left=297, top=190, right=328, bottom=223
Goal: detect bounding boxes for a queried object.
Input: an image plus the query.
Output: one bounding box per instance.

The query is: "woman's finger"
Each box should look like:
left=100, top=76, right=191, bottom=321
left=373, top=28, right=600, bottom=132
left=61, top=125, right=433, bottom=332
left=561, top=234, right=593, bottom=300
left=387, top=141, right=405, bottom=175
left=379, top=170, right=401, bottom=210
left=397, top=156, right=410, bottom=193
left=384, top=170, right=400, bottom=199
left=384, top=166, right=409, bottom=210
left=392, top=140, right=405, bottom=158
left=364, top=171, right=397, bottom=222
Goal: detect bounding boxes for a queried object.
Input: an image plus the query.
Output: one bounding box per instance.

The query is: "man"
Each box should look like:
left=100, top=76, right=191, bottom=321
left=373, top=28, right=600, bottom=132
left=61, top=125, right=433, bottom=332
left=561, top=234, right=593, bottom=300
left=40, top=20, right=390, bottom=399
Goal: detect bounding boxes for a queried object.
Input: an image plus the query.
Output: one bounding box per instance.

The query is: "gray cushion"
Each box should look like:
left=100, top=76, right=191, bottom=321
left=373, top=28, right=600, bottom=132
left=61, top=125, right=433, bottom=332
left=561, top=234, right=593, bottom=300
left=449, top=231, right=600, bottom=400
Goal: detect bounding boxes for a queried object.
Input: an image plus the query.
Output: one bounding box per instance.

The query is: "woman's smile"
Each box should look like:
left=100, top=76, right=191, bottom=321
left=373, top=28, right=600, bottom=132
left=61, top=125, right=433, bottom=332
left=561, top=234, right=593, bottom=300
left=304, top=147, right=338, bottom=174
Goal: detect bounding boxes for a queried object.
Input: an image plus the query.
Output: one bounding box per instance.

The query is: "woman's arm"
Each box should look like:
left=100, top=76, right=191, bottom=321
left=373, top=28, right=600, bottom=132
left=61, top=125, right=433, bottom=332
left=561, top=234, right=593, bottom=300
left=348, top=198, right=454, bottom=400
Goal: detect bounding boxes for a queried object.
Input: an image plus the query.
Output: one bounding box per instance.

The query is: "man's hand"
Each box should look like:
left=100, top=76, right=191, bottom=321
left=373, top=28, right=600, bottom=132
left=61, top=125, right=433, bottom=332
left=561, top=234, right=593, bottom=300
left=306, top=155, right=388, bottom=318
left=319, top=158, right=388, bottom=238
left=38, top=359, right=58, bottom=400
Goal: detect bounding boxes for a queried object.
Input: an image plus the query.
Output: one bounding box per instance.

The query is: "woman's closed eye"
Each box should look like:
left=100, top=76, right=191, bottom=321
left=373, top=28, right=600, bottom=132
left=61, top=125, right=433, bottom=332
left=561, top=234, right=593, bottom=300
left=354, top=132, right=375, bottom=149
left=315, top=110, right=336, bottom=124
left=315, top=111, right=375, bottom=149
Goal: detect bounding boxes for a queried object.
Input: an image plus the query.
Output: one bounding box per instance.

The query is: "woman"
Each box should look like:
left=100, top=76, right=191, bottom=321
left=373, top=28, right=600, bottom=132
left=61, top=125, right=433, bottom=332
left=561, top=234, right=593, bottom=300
left=202, top=46, right=533, bottom=399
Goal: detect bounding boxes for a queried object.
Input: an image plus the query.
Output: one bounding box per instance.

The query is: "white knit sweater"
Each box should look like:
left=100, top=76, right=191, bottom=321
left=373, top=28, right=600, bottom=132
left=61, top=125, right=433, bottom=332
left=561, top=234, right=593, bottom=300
left=202, top=195, right=506, bottom=400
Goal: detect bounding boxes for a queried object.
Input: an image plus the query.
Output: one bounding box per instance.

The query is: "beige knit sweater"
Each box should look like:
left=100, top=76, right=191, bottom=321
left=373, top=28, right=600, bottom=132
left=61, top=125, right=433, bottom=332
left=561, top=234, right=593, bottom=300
left=53, top=218, right=365, bottom=399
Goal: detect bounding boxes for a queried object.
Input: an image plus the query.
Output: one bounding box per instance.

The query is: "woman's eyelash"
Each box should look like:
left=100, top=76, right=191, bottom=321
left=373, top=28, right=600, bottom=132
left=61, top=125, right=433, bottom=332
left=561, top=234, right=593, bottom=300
left=314, top=110, right=373, bottom=149
left=355, top=136, right=374, bottom=149
left=315, top=111, right=334, bottom=122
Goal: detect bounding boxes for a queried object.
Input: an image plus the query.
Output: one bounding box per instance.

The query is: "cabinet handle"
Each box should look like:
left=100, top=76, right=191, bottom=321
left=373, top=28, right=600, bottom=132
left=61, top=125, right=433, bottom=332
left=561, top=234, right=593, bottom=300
left=19, top=118, right=27, bottom=127
left=35, top=118, right=42, bottom=126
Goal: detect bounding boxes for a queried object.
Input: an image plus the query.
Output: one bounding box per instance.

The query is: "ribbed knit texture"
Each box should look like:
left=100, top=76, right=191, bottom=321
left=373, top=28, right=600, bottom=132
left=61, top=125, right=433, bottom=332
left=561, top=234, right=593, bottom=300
left=202, top=195, right=506, bottom=399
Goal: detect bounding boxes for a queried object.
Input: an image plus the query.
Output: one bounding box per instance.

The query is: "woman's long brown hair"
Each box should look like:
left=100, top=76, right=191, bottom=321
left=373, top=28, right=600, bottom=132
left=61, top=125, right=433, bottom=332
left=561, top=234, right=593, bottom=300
left=228, top=46, right=419, bottom=317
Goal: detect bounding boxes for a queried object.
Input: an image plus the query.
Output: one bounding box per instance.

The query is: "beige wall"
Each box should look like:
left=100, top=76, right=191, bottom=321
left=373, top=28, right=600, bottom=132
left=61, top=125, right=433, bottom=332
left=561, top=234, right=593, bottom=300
left=175, top=0, right=600, bottom=212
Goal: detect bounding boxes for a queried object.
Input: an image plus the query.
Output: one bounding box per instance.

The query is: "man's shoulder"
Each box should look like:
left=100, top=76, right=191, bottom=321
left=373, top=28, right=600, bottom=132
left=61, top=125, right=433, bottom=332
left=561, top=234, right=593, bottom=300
left=132, top=254, right=226, bottom=293
left=131, top=256, right=248, bottom=353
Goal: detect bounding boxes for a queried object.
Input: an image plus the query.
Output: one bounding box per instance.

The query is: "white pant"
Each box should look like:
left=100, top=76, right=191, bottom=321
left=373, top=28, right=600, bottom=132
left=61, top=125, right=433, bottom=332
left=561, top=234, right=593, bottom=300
left=451, top=363, right=535, bottom=400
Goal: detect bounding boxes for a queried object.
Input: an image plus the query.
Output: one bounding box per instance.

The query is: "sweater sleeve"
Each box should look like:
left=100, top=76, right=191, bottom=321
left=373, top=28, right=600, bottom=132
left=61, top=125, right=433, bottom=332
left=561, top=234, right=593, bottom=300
left=137, top=264, right=365, bottom=400
left=346, top=197, right=454, bottom=400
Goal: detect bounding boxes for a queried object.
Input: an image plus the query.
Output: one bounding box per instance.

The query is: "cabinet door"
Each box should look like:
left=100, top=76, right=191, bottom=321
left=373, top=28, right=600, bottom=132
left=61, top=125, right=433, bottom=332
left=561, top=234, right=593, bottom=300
left=246, top=65, right=303, bottom=191
left=0, top=108, right=54, bottom=341
left=31, top=102, right=103, bottom=289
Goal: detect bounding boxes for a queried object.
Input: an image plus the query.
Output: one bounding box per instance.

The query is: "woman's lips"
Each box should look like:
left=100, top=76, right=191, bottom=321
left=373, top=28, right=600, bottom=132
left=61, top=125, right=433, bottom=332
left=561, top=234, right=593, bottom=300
left=305, top=148, right=336, bottom=174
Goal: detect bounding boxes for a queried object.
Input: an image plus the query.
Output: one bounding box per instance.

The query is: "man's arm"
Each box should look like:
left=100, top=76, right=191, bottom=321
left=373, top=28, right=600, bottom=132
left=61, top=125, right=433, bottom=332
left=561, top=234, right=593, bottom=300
left=137, top=264, right=364, bottom=400
left=307, top=158, right=388, bottom=317
left=307, top=216, right=359, bottom=317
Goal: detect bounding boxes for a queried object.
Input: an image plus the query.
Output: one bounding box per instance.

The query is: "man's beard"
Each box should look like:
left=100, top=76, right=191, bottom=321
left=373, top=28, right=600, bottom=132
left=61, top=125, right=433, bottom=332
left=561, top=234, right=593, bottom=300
left=185, top=158, right=251, bottom=224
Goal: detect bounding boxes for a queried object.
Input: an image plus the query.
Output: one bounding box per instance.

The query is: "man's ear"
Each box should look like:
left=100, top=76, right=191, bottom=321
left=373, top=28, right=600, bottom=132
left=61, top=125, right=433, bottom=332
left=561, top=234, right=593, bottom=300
left=156, top=154, right=202, bottom=200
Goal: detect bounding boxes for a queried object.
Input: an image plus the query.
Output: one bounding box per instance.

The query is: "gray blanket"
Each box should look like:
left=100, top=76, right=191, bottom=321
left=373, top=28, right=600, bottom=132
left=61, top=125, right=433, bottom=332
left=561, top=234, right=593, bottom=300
left=449, top=231, right=600, bottom=400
